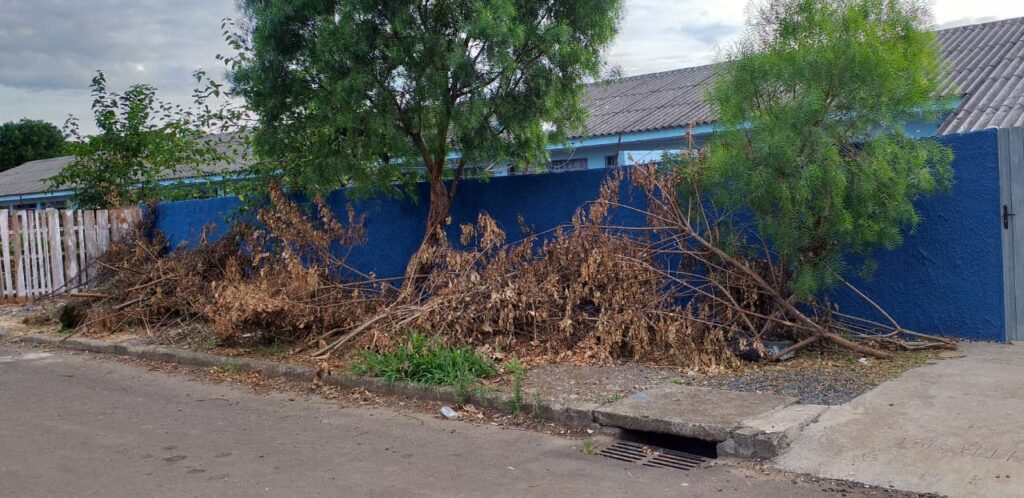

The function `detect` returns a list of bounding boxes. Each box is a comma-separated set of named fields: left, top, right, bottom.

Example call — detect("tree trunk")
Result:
left=402, top=160, right=459, bottom=294
left=421, top=172, right=453, bottom=250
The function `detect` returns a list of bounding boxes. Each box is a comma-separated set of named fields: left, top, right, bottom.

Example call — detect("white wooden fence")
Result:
left=0, top=207, right=141, bottom=299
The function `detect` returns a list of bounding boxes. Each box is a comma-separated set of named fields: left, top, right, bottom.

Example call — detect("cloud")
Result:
left=605, top=0, right=747, bottom=75
left=684, top=21, right=744, bottom=45
left=0, top=85, right=88, bottom=128
left=2, top=0, right=1023, bottom=135
left=0, top=0, right=237, bottom=131
left=932, top=16, right=999, bottom=30
left=931, top=0, right=1024, bottom=30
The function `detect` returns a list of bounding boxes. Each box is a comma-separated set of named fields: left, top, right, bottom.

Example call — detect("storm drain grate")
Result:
left=596, top=440, right=709, bottom=470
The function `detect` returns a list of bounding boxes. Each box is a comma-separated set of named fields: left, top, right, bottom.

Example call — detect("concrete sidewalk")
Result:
left=774, top=342, right=1024, bottom=498
left=0, top=342, right=916, bottom=497
left=593, top=384, right=797, bottom=442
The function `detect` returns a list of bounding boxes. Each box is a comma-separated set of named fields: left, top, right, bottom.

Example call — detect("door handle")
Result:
left=1005, top=205, right=1014, bottom=229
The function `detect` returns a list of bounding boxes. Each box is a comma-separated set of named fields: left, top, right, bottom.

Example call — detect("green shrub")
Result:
left=351, top=333, right=497, bottom=387
left=57, top=301, right=87, bottom=330
left=504, top=356, right=526, bottom=415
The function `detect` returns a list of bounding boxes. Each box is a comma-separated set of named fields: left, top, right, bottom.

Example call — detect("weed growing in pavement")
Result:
left=199, top=337, right=221, bottom=351
left=600, top=392, right=622, bottom=404
left=351, top=333, right=497, bottom=388
left=505, top=356, right=526, bottom=415
left=531, top=389, right=542, bottom=420
left=217, top=360, right=244, bottom=373
left=582, top=439, right=596, bottom=455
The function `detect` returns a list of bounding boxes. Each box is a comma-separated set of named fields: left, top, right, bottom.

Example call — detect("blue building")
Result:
left=539, top=17, right=1024, bottom=174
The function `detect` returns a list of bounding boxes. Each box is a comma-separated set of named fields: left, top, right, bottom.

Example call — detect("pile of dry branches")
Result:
left=63, top=164, right=953, bottom=367
left=70, top=185, right=391, bottom=347
left=403, top=177, right=737, bottom=367
left=618, top=164, right=955, bottom=359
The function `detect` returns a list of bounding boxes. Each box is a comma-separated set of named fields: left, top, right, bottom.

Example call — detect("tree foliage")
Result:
left=698, top=0, right=954, bottom=297
left=231, top=0, right=622, bottom=258
left=51, top=71, right=246, bottom=208
left=0, top=119, right=66, bottom=171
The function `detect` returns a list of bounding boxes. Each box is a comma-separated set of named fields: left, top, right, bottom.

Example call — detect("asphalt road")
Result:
left=0, top=342, right=909, bottom=497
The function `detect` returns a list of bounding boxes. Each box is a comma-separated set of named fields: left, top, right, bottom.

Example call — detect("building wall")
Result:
left=828, top=129, right=1003, bottom=341
left=0, top=197, right=70, bottom=210
left=152, top=128, right=1004, bottom=341
left=547, top=145, right=680, bottom=171
left=153, top=168, right=650, bottom=280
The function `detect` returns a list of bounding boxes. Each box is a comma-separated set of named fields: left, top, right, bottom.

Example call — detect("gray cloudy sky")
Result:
left=2, top=0, right=1024, bottom=134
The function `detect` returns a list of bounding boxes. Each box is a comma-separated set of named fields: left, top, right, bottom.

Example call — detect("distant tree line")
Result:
left=0, top=119, right=66, bottom=171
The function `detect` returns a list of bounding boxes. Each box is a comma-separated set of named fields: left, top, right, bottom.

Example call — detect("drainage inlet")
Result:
left=596, top=430, right=715, bottom=471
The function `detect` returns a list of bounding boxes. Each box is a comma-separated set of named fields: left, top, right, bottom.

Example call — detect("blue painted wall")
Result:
left=155, top=168, right=650, bottom=280
left=827, top=129, right=1003, bottom=341
left=153, top=129, right=1004, bottom=341
left=153, top=195, right=243, bottom=248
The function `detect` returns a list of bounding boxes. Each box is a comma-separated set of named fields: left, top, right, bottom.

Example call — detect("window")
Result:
left=549, top=158, right=587, bottom=172
left=605, top=154, right=619, bottom=167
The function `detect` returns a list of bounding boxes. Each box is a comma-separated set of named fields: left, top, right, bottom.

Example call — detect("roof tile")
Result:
left=577, top=16, right=1024, bottom=138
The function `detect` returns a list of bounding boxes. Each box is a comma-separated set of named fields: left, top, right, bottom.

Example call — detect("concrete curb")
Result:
left=591, top=384, right=799, bottom=444
left=1, top=330, right=820, bottom=458
left=716, top=404, right=828, bottom=459
left=0, top=330, right=596, bottom=428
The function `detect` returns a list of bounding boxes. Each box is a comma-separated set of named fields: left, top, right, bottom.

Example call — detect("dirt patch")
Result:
left=674, top=350, right=939, bottom=405
left=510, top=363, right=678, bottom=406
left=502, top=349, right=938, bottom=406
left=10, top=303, right=938, bottom=408
left=0, top=303, right=57, bottom=334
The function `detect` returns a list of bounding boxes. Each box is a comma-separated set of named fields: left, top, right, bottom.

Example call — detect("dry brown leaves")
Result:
left=76, top=184, right=390, bottom=348
left=79, top=164, right=921, bottom=370
left=401, top=169, right=740, bottom=369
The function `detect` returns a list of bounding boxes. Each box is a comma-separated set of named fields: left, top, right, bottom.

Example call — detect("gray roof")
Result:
left=0, top=134, right=248, bottom=199
left=582, top=64, right=715, bottom=137
left=935, top=17, right=1024, bottom=134
left=0, top=155, right=75, bottom=199
left=580, top=16, right=1024, bottom=138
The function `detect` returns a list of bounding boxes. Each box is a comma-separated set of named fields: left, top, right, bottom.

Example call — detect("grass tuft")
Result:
left=256, top=339, right=291, bottom=357
left=199, top=337, right=221, bottom=351
left=351, top=333, right=497, bottom=388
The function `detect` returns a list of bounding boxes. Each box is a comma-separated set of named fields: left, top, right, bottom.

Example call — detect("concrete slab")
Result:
left=719, top=404, right=829, bottom=459
left=774, top=342, right=1024, bottom=498
left=592, top=384, right=797, bottom=441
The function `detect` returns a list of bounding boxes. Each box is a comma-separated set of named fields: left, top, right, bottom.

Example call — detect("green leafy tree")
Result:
left=51, top=71, right=246, bottom=208
left=699, top=0, right=954, bottom=298
left=0, top=119, right=66, bottom=171
left=230, top=0, right=622, bottom=275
